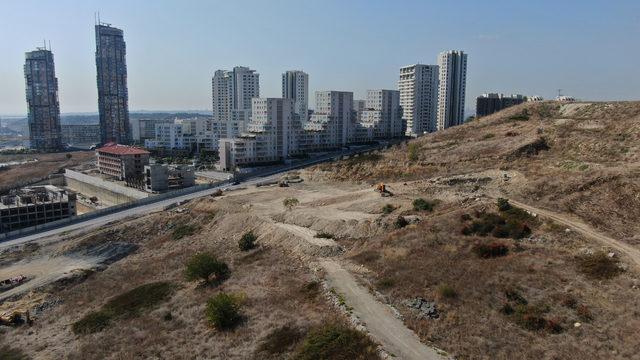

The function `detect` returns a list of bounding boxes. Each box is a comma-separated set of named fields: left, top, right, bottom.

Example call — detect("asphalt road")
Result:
left=0, top=144, right=385, bottom=250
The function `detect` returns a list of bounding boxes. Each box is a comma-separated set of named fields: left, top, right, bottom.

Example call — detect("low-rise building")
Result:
left=96, top=143, right=150, bottom=180
left=0, top=185, right=76, bottom=233
left=476, top=93, right=527, bottom=117
left=144, top=164, right=195, bottom=193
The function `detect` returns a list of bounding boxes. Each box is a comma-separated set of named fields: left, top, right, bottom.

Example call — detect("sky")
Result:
left=1, top=0, right=639, bottom=116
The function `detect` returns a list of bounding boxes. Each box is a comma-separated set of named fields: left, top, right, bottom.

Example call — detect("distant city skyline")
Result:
left=1, top=0, right=639, bottom=116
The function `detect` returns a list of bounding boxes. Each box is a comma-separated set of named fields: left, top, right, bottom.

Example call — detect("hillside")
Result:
left=1, top=101, right=639, bottom=359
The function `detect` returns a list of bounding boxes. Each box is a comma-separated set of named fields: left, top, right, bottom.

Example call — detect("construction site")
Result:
left=0, top=101, right=639, bottom=359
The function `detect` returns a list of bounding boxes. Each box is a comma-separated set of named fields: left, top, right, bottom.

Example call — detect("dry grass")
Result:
left=0, top=151, right=94, bottom=191
left=345, top=201, right=640, bottom=359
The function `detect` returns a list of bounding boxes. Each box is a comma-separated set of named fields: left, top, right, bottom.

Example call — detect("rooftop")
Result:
left=97, top=143, right=150, bottom=156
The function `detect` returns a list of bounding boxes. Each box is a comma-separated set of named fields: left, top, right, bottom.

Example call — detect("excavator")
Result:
left=374, top=183, right=392, bottom=197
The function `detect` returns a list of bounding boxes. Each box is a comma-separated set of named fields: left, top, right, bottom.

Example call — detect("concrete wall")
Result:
left=64, top=169, right=148, bottom=205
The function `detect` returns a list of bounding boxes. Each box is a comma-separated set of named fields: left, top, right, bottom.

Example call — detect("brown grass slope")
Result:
left=311, top=101, right=640, bottom=240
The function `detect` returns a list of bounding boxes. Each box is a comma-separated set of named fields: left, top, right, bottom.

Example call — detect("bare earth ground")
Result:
left=1, top=101, right=639, bottom=359
left=0, top=151, right=95, bottom=191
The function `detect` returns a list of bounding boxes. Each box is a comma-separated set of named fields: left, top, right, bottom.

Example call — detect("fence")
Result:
left=0, top=179, right=229, bottom=242
left=0, top=140, right=397, bottom=243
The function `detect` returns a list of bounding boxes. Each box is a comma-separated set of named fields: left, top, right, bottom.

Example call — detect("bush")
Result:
left=381, top=204, right=395, bottom=214
left=206, top=292, right=243, bottom=330
left=315, top=232, right=335, bottom=239
left=257, top=324, right=305, bottom=355
left=576, top=304, right=593, bottom=322
left=172, top=224, right=199, bottom=240
left=496, top=198, right=512, bottom=211
left=462, top=210, right=532, bottom=239
left=407, top=143, right=420, bottom=162
left=293, top=323, right=380, bottom=360
left=513, top=304, right=547, bottom=331
left=185, top=253, right=230, bottom=284
left=473, top=241, right=509, bottom=258
left=508, top=110, right=530, bottom=121
left=376, top=277, right=395, bottom=289
left=394, top=216, right=409, bottom=229
left=560, top=294, right=578, bottom=309
left=576, top=252, right=622, bottom=279
left=482, top=133, right=495, bottom=140
left=284, top=197, right=300, bottom=210
left=0, top=345, right=29, bottom=360
left=301, top=281, right=321, bottom=299
left=238, top=231, right=257, bottom=251
left=413, top=198, right=436, bottom=212
left=504, top=289, right=528, bottom=305
left=438, top=284, right=458, bottom=299
left=73, top=282, right=174, bottom=335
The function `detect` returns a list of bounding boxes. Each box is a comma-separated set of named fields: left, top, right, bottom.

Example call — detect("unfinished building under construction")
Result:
left=0, top=185, right=76, bottom=233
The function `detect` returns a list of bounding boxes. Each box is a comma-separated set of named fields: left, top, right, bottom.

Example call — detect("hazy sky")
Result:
left=1, top=0, right=639, bottom=115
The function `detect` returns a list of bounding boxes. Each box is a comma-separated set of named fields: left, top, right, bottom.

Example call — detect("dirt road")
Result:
left=509, top=199, right=640, bottom=268
left=271, top=217, right=447, bottom=359
left=321, top=260, right=447, bottom=360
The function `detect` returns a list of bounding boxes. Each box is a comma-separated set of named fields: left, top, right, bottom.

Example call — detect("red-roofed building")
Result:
left=96, top=143, right=150, bottom=180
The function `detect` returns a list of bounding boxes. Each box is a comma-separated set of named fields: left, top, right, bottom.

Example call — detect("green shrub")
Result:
left=513, top=304, right=547, bottom=331
left=376, top=277, right=395, bottom=289
left=0, top=345, right=29, bottom=360
left=206, top=292, right=243, bottom=330
left=381, top=204, right=395, bottom=214
left=257, top=325, right=305, bottom=355
left=438, top=284, right=458, bottom=299
left=315, top=232, right=334, bottom=239
left=72, top=282, right=174, bottom=335
left=407, top=143, right=420, bottom=162
left=462, top=210, right=532, bottom=239
left=504, top=289, right=528, bottom=305
left=172, top=224, right=199, bottom=240
left=72, top=310, right=112, bottom=334
left=293, top=323, right=380, bottom=360
left=473, top=241, right=509, bottom=258
left=301, top=281, right=321, bottom=299
left=394, top=216, right=409, bottom=229
left=496, top=198, right=512, bottom=211
left=238, top=231, right=257, bottom=251
left=576, top=252, right=622, bottom=279
left=508, top=110, right=530, bottom=121
left=284, top=197, right=300, bottom=210
left=185, top=253, right=230, bottom=284
left=413, top=198, right=436, bottom=212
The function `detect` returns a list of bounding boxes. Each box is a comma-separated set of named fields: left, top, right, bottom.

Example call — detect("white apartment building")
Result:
left=212, top=66, right=260, bottom=141
left=246, top=98, right=294, bottom=162
left=437, top=50, right=468, bottom=130
left=282, top=70, right=309, bottom=122
left=301, top=91, right=353, bottom=150
left=145, top=117, right=216, bottom=151
left=399, top=64, right=439, bottom=137
left=360, top=90, right=403, bottom=140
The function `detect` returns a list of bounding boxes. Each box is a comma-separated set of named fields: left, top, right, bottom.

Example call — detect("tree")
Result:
left=283, top=197, right=299, bottom=210
left=65, top=153, right=73, bottom=160
left=206, top=292, right=243, bottom=330
left=185, top=253, right=229, bottom=284
left=238, top=231, right=257, bottom=251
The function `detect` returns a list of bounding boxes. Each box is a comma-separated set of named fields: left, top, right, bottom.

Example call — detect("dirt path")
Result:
left=509, top=199, right=640, bottom=268
left=270, top=218, right=448, bottom=359
left=0, top=256, right=98, bottom=302
left=321, top=259, right=447, bottom=360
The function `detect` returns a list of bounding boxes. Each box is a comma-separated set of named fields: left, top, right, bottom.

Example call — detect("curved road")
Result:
left=509, top=199, right=640, bottom=268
